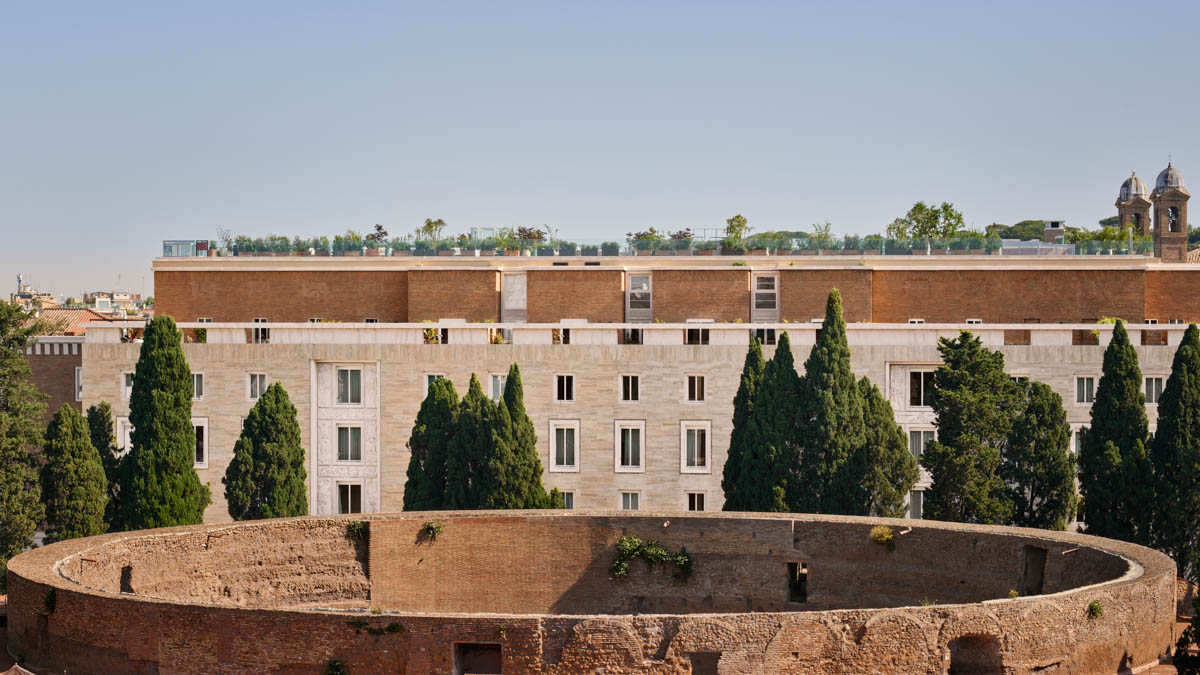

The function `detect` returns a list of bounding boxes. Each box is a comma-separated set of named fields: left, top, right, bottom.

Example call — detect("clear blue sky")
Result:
left=3, top=1, right=1198, bottom=297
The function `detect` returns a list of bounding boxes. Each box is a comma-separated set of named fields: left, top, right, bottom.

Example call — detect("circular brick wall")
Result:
left=5, top=512, right=1177, bottom=673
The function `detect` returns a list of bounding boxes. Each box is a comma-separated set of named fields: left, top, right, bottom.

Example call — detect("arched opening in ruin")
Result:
left=948, top=634, right=1003, bottom=674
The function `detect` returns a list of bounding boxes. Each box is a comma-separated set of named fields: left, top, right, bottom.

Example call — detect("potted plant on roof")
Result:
left=862, top=234, right=883, bottom=255
left=628, top=229, right=660, bottom=256
left=479, top=237, right=498, bottom=256
left=364, top=224, right=388, bottom=256
left=343, top=229, right=365, bottom=256
left=695, top=239, right=717, bottom=255
left=389, top=236, right=411, bottom=256
left=966, top=236, right=985, bottom=254
left=292, top=236, right=310, bottom=256
left=719, top=236, right=745, bottom=255
left=746, top=236, right=768, bottom=256
left=580, top=243, right=599, bottom=256
left=948, top=237, right=968, bottom=255
left=670, top=229, right=693, bottom=256
left=558, top=240, right=578, bottom=256
left=984, top=236, right=1002, bottom=255
left=842, top=234, right=862, bottom=255
left=332, top=234, right=346, bottom=256
left=795, top=237, right=817, bottom=255
left=517, top=226, right=544, bottom=256
left=495, top=228, right=519, bottom=256
left=601, top=241, right=621, bottom=256
left=436, top=239, right=456, bottom=256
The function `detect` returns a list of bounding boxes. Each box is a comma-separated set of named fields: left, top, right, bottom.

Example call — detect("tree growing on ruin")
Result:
left=41, top=404, right=108, bottom=543
left=1078, top=320, right=1154, bottom=544
left=120, top=315, right=211, bottom=530
left=223, top=382, right=308, bottom=520
left=88, top=401, right=124, bottom=531
left=403, top=376, right=459, bottom=510
left=1151, top=323, right=1200, bottom=577
left=0, top=302, right=48, bottom=590
left=721, top=338, right=765, bottom=510
left=921, top=332, right=1019, bottom=524
left=856, top=377, right=920, bottom=518
left=1001, top=380, right=1076, bottom=530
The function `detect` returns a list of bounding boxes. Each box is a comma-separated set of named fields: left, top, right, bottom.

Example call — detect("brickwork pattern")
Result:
left=651, top=270, right=750, bottom=323
left=526, top=270, right=625, bottom=323
left=778, top=269, right=872, bottom=323
left=407, top=270, right=499, bottom=322
left=25, top=349, right=81, bottom=425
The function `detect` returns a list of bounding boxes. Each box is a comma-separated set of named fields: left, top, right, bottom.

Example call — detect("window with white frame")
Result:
left=192, top=418, right=208, bottom=467
left=337, top=483, right=362, bottom=514
left=556, top=374, right=574, bottom=402
left=621, top=491, right=640, bottom=510
left=121, top=372, right=134, bottom=400
left=620, top=375, right=639, bottom=402
left=684, top=327, right=710, bottom=345
left=337, top=426, right=362, bottom=462
left=192, top=373, right=204, bottom=401
left=1145, top=377, right=1163, bottom=405
left=908, top=429, right=935, bottom=461
left=116, top=417, right=133, bottom=453
left=337, top=367, right=362, bottom=405
left=687, top=375, right=706, bottom=402
left=1076, top=377, right=1095, bottom=404
left=687, top=492, right=705, bottom=511
left=75, top=367, right=83, bottom=401
left=752, top=328, right=776, bottom=345
left=681, top=421, right=711, bottom=473
left=490, top=373, right=507, bottom=402
left=614, top=421, right=644, bottom=472
left=627, top=275, right=651, bottom=310
left=252, top=318, right=269, bottom=344
left=549, top=420, right=579, bottom=472
left=423, top=373, right=444, bottom=397
left=909, top=371, right=935, bottom=407
left=753, top=275, right=778, bottom=310
left=248, top=372, right=268, bottom=401
left=561, top=491, right=575, bottom=509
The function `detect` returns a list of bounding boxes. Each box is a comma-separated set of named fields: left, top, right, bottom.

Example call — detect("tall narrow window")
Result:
left=75, top=367, right=83, bottom=401
left=616, top=422, right=644, bottom=472
left=753, top=275, right=777, bottom=309
left=687, top=492, right=705, bottom=511
left=193, top=420, right=207, bottom=467
left=908, top=430, right=935, bottom=461
left=561, top=491, right=575, bottom=509
left=338, top=426, right=362, bottom=462
left=252, top=318, right=269, bottom=344
left=490, top=374, right=507, bottom=402
left=687, top=375, right=706, bottom=402
left=424, top=373, right=444, bottom=396
left=681, top=422, right=711, bottom=473
left=192, top=373, right=204, bottom=401
left=1145, top=377, right=1163, bottom=405
left=909, top=371, right=935, bottom=407
left=337, top=483, right=362, bottom=514
left=1076, top=377, right=1095, bottom=404
left=121, top=372, right=134, bottom=400
left=337, top=368, right=362, bottom=405
left=628, top=275, right=651, bottom=309
left=1169, top=206, right=1180, bottom=232
left=248, top=373, right=267, bottom=401
left=909, top=490, right=923, bottom=520
left=621, top=375, right=639, bottom=402
left=556, top=374, right=574, bottom=402
left=550, top=421, right=579, bottom=471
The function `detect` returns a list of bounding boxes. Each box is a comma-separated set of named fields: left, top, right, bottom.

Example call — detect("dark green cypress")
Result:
left=41, top=404, right=108, bottom=543
left=794, top=289, right=866, bottom=514
left=1002, top=380, right=1076, bottom=530
left=1151, top=323, right=1200, bottom=576
left=87, top=401, right=124, bottom=531
left=922, top=331, right=1019, bottom=524
left=119, top=315, right=212, bottom=530
left=403, top=376, right=459, bottom=510
left=856, top=377, right=920, bottom=518
left=222, top=382, right=308, bottom=520
left=721, top=339, right=765, bottom=510
left=739, top=332, right=799, bottom=512
left=444, top=374, right=496, bottom=509
left=497, top=363, right=560, bottom=509
left=1078, top=320, right=1153, bottom=544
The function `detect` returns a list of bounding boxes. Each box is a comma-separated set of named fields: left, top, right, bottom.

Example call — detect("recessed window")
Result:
left=252, top=318, right=269, bottom=344
left=622, top=328, right=643, bottom=345
left=687, top=375, right=706, bottom=403
left=553, top=328, right=571, bottom=345
left=621, top=491, right=640, bottom=510
left=753, top=275, right=778, bottom=310
left=1076, top=377, right=1095, bottom=404
left=549, top=420, right=579, bottom=472
left=75, top=367, right=83, bottom=401
left=338, top=426, right=362, bottom=462
left=966, top=318, right=983, bottom=325
left=337, top=368, right=362, bottom=405
left=121, top=372, right=134, bottom=400
left=337, top=483, right=362, bottom=514
left=615, top=421, right=645, bottom=472
left=908, top=429, right=935, bottom=461
left=490, top=373, right=507, bottom=402
left=192, top=373, right=204, bottom=401
left=621, top=375, right=639, bottom=402
left=627, top=275, right=651, bottom=310
left=752, top=328, right=777, bottom=345
left=561, top=491, right=575, bottom=509
left=248, top=373, right=268, bottom=401
left=192, top=418, right=208, bottom=468
left=1169, top=318, right=1187, bottom=324
left=1145, top=377, right=1163, bottom=405
left=197, top=317, right=213, bottom=323
left=687, top=492, right=705, bottom=511
left=556, top=374, right=574, bottom=402
left=116, top=417, right=133, bottom=453
left=685, top=328, right=710, bottom=345
left=308, top=317, right=323, bottom=323
left=681, top=421, right=711, bottom=473
left=909, top=490, right=923, bottom=520
left=909, top=371, right=935, bottom=407
left=424, top=373, right=444, bottom=397
left=908, top=318, right=925, bottom=324
left=364, top=318, right=379, bottom=324
left=1072, top=429, right=1084, bottom=456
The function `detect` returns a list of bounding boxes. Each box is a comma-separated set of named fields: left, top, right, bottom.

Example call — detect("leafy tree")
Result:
left=403, top=376, right=459, bottom=510
left=1078, top=321, right=1154, bottom=544
left=1097, top=216, right=1119, bottom=228
left=1001, top=381, right=1076, bottom=530
left=120, top=315, right=211, bottom=530
left=41, top=404, right=107, bottom=543
left=87, top=401, right=124, bottom=531
left=497, top=363, right=561, bottom=509
left=793, top=289, right=866, bottom=514
left=0, top=302, right=47, bottom=590
left=725, top=213, right=751, bottom=242
left=922, top=332, right=1019, bottom=524
left=721, top=339, right=766, bottom=510
left=886, top=201, right=965, bottom=238
left=856, top=377, right=920, bottom=518
left=739, top=332, right=798, bottom=512
left=986, top=220, right=1045, bottom=241
left=1151, top=324, right=1200, bottom=577
left=223, top=382, right=308, bottom=520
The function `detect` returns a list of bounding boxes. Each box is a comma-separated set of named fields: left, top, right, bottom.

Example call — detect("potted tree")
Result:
left=720, top=236, right=746, bottom=255
left=558, top=240, right=578, bottom=256
left=842, top=234, right=862, bottom=255
left=580, top=243, right=599, bottom=256
left=949, top=238, right=968, bottom=255
left=436, top=239, right=456, bottom=256
left=628, top=230, right=660, bottom=256
left=414, top=239, right=435, bottom=256
left=929, top=237, right=948, bottom=255
left=862, top=234, right=884, bottom=255
left=796, top=237, right=817, bottom=255
left=479, top=237, right=499, bottom=256
left=670, top=229, right=693, bottom=256
left=966, top=237, right=985, bottom=255
left=746, top=236, right=768, bottom=255
left=695, top=240, right=718, bottom=255
left=389, top=237, right=411, bottom=256
left=364, top=239, right=382, bottom=256
left=292, top=236, right=310, bottom=256
left=601, top=241, right=621, bottom=256
left=517, top=226, right=545, bottom=256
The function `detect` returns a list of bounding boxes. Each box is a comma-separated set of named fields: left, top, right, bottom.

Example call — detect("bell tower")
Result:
left=1116, top=172, right=1151, bottom=236
left=1151, top=162, right=1189, bottom=263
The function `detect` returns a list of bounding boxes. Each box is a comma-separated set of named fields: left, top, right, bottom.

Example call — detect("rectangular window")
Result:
left=621, top=375, right=639, bottom=402
left=908, top=318, right=925, bottom=324
left=908, top=429, right=935, bottom=461
left=337, top=368, right=362, bottom=405
left=621, top=491, right=640, bottom=510
left=308, top=317, right=323, bottom=323
left=337, top=483, right=362, bottom=514
left=248, top=373, right=267, bottom=401
left=561, top=491, right=575, bottom=509
left=909, top=371, right=935, bottom=407
left=75, top=367, right=83, bottom=401
left=193, top=419, right=208, bottom=467
left=364, top=318, right=379, bottom=324
left=1146, top=377, right=1163, bottom=405
left=1072, top=429, right=1084, bottom=456
left=909, top=490, right=923, bottom=520
left=556, top=374, right=574, bottom=402
left=752, top=328, right=777, bottom=345
left=684, top=328, right=710, bottom=345
left=681, top=422, right=711, bottom=473
left=1076, top=377, right=1095, bottom=404
left=615, top=422, right=644, bottom=472
left=490, top=374, right=507, bottom=402
left=550, top=421, right=579, bottom=472
left=116, top=418, right=133, bottom=453
left=553, top=328, right=571, bottom=345
left=966, top=318, right=983, bottom=325
left=252, top=318, right=269, bottom=344
left=197, top=317, right=213, bottom=323
left=753, top=275, right=778, bottom=310
left=687, top=375, right=706, bottom=402
left=338, top=426, right=362, bottom=462
left=192, top=373, right=204, bottom=401
left=424, top=373, right=444, bottom=397
left=622, top=328, right=643, bottom=345
left=121, top=372, right=134, bottom=400
left=687, top=492, right=705, bottom=512
left=627, top=275, right=651, bottom=310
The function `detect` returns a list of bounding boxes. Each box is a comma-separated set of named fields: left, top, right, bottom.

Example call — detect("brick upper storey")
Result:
left=153, top=254, right=1200, bottom=326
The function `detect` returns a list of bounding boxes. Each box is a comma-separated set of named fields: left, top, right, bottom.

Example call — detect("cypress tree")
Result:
left=88, top=401, right=124, bottom=532
left=794, top=289, right=866, bottom=514
left=222, top=382, right=308, bottom=520
left=856, top=377, right=920, bottom=517
left=497, top=363, right=561, bottom=509
left=120, top=315, right=212, bottom=530
left=1151, top=323, right=1200, bottom=576
left=41, top=404, right=108, bottom=543
left=1078, top=320, right=1153, bottom=544
left=1002, top=380, right=1076, bottom=530
left=444, top=374, right=498, bottom=509
left=739, top=332, right=798, bottom=512
left=0, top=302, right=47, bottom=590
left=922, top=331, right=1019, bottom=524
left=403, top=376, right=459, bottom=510
left=721, top=339, right=766, bottom=510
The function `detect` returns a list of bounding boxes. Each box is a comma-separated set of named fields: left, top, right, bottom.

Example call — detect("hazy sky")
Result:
left=3, top=1, right=1198, bottom=297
